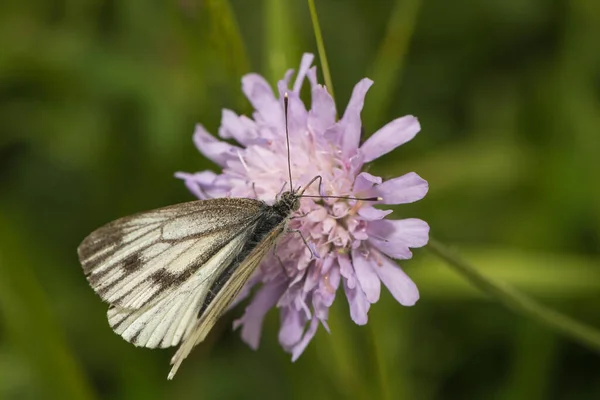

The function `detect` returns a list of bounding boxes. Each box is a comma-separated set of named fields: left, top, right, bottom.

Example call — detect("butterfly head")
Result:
left=275, top=190, right=301, bottom=215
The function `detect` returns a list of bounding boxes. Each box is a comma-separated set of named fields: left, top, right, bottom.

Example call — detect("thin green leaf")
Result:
left=428, top=238, right=600, bottom=353
left=412, top=248, right=600, bottom=298
left=307, top=0, right=335, bottom=103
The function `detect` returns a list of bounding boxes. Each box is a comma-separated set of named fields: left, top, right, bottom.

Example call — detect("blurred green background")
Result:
left=1, top=0, right=600, bottom=399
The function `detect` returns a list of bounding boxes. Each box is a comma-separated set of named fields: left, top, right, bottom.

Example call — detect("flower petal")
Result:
left=370, top=250, right=419, bottom=306
left=174, top=171, right=213, bottom=200
left=317, top=264, right=340, bottom=310
left=340, top=78, right=373, bottom=158
left=193, top=124, right=239, bottom=167
left=367, top=218, right=430, bottom=259
left=292, top=53, right=314, bottom=93
left=281, top=69, right=295, bottom=90
left=218, top=109, right=257, bottom=145
left=322, top=120, right=343, bottom=144
left=343, top=277, right=370, bottom=325
left=303, top=263, right=321, bottom=293
left=308, top=85, right=336, bottom=134
left=351, top=248, right=381, bottom=303
left=368, top=240, right=409, bottom=259
left=376, top=172, right=429, bottom=205
left=307, top=65, right=318, bottom=88
left=242, top=73, right=283, bottom=129
left=233, top=279, right=287, bottom=350
left=338, top=254, right=356, bottom=289
left=277, top=85, right=307, bottom=137
left=306, top=207, right=328, bottom=223
left=357, top=206, right=393, bottom=221
left=360, top=115, right=420, bottom=163
left=279, top=307, right=306, bottom=348
left=291, top=317, right=319, bottom=361
left=174, top=171, right=230, bottom=199
left=347, top=218, right=368, bottom=240
left=353, top=172, right=382, bottom=194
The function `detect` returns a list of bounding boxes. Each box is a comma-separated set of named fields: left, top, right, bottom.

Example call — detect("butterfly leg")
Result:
left=270, top=239, right=288, bottom=276
left=273, top=253, right=290, bottom=277
left=288, top=229, right=320, bottom=260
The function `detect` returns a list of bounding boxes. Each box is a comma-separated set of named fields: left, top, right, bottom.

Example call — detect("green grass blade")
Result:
left=307, top=0, right=335, bottom=103
left=428, top=238, right=600, bottom=353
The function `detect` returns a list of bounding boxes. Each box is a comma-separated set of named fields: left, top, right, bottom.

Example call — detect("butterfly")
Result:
left=77, top=94, right=379, bottom=379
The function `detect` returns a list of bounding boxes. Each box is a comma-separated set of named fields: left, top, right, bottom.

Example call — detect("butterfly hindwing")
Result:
left=106, top=227, right=252, bottom=349
left=168, top=220, right=289, bottom=378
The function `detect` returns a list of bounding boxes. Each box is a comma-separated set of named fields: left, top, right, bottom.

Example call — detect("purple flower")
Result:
left=176, top=53, right=429, bottom=360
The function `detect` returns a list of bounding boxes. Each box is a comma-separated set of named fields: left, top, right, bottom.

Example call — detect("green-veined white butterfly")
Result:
left=77, top=94, right=379, bottom=379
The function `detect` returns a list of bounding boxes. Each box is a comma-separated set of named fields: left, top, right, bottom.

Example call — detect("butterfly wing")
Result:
left=105, top=229, right=252, bottom=349
left=78, top=198, right=264, bottom=348
left=168, top=219, right=289, bottom=379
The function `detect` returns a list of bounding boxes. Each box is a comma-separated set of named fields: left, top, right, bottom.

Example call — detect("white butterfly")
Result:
left=78, top=191, right=302, bottom=379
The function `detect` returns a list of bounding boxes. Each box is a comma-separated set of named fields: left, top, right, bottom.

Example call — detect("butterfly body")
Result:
left=78, top=191, right=300, bottom=378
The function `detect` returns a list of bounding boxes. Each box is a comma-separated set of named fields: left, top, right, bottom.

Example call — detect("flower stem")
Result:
left=307, top=0, right=335, bottom=102
left=427, top=238, right=600, bottom=353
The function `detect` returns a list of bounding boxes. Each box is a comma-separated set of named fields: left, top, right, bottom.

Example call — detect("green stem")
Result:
left=428, top=238, right=600, bottom=353
left=307, top=0, right=335, bottom=102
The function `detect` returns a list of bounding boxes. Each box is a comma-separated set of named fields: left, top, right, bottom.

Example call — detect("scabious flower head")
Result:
left=176, top=53, right=429, bottom=360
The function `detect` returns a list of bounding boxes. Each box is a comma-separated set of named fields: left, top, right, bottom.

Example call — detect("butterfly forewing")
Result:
left=78, top=198, right=263, bottom=309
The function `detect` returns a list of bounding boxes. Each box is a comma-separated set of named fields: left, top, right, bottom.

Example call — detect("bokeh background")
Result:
left=1, top=0, right=600, bottom=399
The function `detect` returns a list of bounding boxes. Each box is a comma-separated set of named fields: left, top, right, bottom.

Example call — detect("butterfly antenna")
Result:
left=298, top=176, right=382, bottom=202
left=301, top=194, right=382, bottom=201
left=284, top=92, right=293, bottom=193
